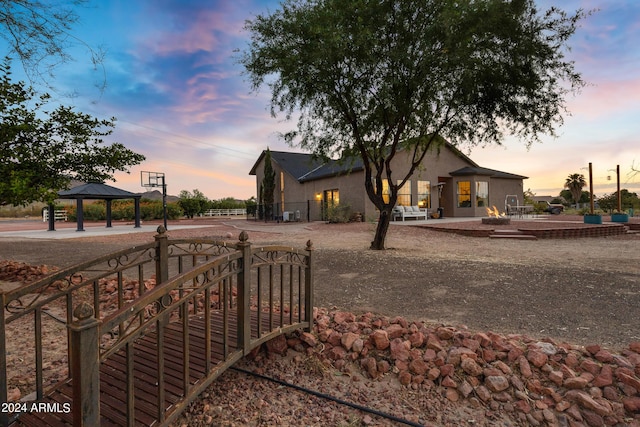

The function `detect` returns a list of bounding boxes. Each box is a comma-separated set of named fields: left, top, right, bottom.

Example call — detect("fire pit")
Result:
left=482, top=217, right=511, bottom=225
left=482, top=206, right=511, bottom=225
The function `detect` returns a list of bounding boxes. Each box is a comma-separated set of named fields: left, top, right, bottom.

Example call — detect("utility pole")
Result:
left=589, top=162, right=594, bottom=214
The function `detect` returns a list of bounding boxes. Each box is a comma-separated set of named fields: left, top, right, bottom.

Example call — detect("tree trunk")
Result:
left=370, top=207, right=392, bottom=250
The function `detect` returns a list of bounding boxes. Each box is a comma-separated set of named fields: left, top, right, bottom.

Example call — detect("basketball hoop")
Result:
left=141, top=171, right=165, bottom=188
left=141, top=171, right=168, bottom=230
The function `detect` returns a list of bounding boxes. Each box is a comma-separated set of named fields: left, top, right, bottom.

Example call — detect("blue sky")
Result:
left=4, top=0, right=640, bottom=200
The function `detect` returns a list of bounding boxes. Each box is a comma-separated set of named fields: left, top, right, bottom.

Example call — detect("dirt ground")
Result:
left=2, top=216, right=639, bottom=426
left=2, top=216, right=638, bottom=350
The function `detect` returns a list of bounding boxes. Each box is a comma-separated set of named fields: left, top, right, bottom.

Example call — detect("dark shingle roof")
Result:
left=449, top=166, right=528, bottom=180
left=58, top=182, right=141, bottom=199
left=249, top=151, right=363, bottom=183
left=250, top=144, right=525, bottom=183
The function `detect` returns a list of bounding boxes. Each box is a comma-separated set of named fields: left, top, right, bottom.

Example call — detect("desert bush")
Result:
left=326, top=202, right=351, bottom=223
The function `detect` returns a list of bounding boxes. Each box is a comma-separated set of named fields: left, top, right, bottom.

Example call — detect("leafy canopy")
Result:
left=241, top=0, right=588, bottom=249
left=178, top=189, right=209, bottom=218
left=0, top=58, right=145, bottom=206
left=598, top=189, right=640, bottom=213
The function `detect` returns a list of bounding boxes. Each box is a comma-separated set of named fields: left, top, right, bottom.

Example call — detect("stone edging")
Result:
left=421, top=224, right=627, bottom=239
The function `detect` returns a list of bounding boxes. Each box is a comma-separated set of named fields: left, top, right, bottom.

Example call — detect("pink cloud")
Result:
left=567, top=77, right=640, bottom=119
left=139, top=8, right=245, bottom=59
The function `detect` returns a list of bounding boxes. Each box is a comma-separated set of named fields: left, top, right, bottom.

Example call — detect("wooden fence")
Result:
left=202, top=208, right=246, bottom=216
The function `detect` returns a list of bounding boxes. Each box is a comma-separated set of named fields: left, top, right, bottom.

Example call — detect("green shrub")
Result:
left=65, top=200, right=184, bottom=221
left=140, top=201, right=183, bottom=220
left=532, top=202, right=548, bottom=214
left=114, top=202, right=135, bottom=220
left=166, top=203, right=183, bottom=219
left=578, top=207, right=605, bottom=216
left=140, top=202, right=162, bottom=221
left=326, top=202, right=351, bottom=223
left=83, top=203, right=107, bottom=220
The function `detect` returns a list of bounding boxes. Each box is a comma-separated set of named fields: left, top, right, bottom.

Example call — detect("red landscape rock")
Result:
left=340, top=332, right=359, bottom=351
left=385, top=323, right=406, bottom=339
left=460, top=357, right=483, bottom=377
left=299, top=331, right=317, bottom=347
left=389, top=338, right=410, bottom=361
left=485, top=375, right=510, bottom=392
left=518, top=355, right=533, bottom=378
left=623, top=396, right=640, bottom=413
left=286, top=310, right=640, bottom=425
left=333, top=311, right=355, bottom=324
left=265, top=334, right=288, bottom=356
left=370, top=329, right=390, bottom=350
left=527, top=349, right=548, bottom=368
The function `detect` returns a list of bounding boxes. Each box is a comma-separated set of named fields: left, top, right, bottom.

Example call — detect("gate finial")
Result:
left=73, top=302, right=95, bottom=321
left=239, top=230, right=249, bottom=242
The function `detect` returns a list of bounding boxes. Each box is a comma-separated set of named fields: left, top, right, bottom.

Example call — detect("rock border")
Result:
left=261, top=309, right=640, bottom=426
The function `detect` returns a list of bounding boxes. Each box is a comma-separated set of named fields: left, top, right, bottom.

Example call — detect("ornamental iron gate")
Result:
left=1, top=228, right=314, bottom=426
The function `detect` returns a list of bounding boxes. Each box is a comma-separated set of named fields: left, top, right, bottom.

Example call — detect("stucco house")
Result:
left=249, top=143, right=527, bottom=221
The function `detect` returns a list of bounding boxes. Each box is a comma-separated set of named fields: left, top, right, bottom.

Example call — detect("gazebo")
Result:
left=49, top=182, right=142, bottom=232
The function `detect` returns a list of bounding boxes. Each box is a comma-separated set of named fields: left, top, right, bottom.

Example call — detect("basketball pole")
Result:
left=161, top=174, right=168, bottom=230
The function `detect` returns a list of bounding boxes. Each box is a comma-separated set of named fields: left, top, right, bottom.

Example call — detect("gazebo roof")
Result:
left=58, top=182, right=141, bottom=200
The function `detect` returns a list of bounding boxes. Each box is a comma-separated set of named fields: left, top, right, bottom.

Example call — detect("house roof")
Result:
left=249, top=150, right=364, bottom=183
left=449, top=166, right=528, bottom=180
left=249, top=143, right=525, bottom=183
left=58, top=182, right=141, bottom=199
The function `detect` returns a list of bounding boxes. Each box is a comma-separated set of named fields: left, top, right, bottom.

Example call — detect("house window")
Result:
left=322, top=189, right=340, bottom=221
left=373, top=179, right=391, bottom=204
left=476, top=181, right=488, bottom=207
left=457, top=181, right=471, bottom=207
left=397, top=180, right=411, bottom=206
left=417, top=180, right=430, bottom=208
left=324, top=189, right=339, bottom=206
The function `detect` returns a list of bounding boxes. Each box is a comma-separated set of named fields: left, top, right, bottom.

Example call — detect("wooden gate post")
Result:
left=236, top=231, right=252, bottom=353
left=304, top=240, right=314, bottom=332
left=154, top=226, right=169, bottom=284
left=68, top=302, right=100, bottom=427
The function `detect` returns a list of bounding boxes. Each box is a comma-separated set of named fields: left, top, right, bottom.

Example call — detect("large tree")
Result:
left=178, top=189, right=209, bottom=219
left=241, top=0, right=588, bottom=249
left=0, top=58, right=144, bottom=206
left=597, top=189, right=640, bottom=213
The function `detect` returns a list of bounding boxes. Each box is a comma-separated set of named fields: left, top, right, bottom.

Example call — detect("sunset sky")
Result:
left=5, top=0, right=640, bottom=200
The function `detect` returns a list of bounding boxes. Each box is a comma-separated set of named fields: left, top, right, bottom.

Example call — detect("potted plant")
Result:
left=583, top=213, right=602, bottom=224
left=611, top=210, right=629, bottom=223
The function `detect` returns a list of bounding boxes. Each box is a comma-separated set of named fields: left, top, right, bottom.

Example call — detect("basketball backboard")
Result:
left=141, top=171, right=165, bottom=188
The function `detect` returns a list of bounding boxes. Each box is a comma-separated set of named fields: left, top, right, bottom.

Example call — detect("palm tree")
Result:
left=564, top=173, right=587, bottom=208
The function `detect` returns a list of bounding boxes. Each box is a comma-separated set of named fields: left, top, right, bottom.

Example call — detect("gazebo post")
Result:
left=47, top=204, right=56, bottom=231
left=134, top=198, right=141, bottom=228
left=76, top=198, right=85, bottom=232
left=106, top=200, right=113, bottom=228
